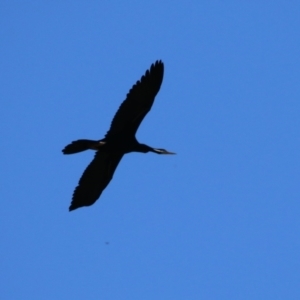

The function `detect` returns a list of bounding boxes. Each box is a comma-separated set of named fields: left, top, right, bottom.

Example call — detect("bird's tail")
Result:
left=62, top=139, right=98, bottom=154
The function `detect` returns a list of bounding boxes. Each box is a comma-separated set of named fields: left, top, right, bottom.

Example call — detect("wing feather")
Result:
left=69, top=151, right=123, bottom=211
left=105, top=60, right=164, bottom=138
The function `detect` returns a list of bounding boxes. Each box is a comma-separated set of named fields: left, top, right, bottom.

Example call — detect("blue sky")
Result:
left=1, top=1, right=299, bottom=299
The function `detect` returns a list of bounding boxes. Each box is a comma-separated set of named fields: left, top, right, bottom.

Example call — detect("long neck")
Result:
left=134, top=143, right=153, bottom=153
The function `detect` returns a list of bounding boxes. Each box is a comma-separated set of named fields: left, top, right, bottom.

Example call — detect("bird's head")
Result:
left=152, top=148, right=176, bottom=155
left=137, top=144, right=176, bottom=154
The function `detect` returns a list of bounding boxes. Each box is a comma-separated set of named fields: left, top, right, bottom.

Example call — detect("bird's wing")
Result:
left=105, top=60, right=164, bottom=138
left=69, top=151, right=123, bottom=211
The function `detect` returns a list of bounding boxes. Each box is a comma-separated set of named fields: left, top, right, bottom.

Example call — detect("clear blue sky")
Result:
left=1, top=1, right=299, bottom=299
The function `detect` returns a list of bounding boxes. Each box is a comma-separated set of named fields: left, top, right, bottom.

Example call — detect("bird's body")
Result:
left=63, top=60, right=175, bottom=211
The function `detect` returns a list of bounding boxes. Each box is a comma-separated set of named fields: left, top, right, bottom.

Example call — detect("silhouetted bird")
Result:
left=62, top=60, right=175, bottom=211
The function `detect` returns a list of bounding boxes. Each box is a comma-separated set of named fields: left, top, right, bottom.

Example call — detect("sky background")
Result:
left=1, top=1, right=300, bottom=299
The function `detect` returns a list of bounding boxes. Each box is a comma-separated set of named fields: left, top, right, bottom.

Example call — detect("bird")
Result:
left=62, top=60, right=175, bottom=211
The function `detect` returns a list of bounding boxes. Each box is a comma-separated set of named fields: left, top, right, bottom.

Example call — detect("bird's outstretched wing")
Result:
left=69, top=151, right=123, bottom=211
left=105, top=60, right=164, bottom=138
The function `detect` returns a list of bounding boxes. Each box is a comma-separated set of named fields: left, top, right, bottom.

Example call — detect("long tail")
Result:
left=62, top=139, right=98, bottom=154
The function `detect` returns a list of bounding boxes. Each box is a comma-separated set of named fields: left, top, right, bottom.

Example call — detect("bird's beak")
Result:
left=164, top=150, right=176, bottom=155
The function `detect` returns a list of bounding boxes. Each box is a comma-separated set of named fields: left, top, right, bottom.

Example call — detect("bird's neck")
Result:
left=134, top=143, right=153, bottom=153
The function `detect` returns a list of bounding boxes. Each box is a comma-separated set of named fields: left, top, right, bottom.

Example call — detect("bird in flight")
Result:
left=62, top=60, right=175, bottom=211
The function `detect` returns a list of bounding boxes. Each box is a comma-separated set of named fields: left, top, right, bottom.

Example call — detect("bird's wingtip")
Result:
left=69, top=203, right=78, bottom=212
